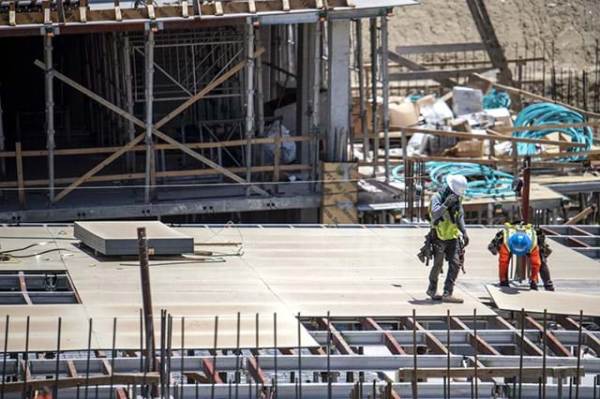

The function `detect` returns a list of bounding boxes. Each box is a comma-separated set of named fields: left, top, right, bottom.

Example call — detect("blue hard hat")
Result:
left=508, top=231, right=532, bottom=256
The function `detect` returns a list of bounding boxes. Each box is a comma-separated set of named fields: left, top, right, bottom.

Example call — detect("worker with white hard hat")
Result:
left=426, top=174, right=469, bottom=303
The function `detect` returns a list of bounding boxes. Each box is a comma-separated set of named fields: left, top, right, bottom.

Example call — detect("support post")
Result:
left=522, top=156, right=531, bottom=224
left=0, top=84, right=4, bottom=177
left=123, top=34, right=136, bottom=172
left=369, top=18, right=379, bottom=175
left=244, top=21, right=256, bottom=187
left=327, top=19, right=350, bottom=161
left=356, top=21, right=369, bottom=163
left=381, top=15, right=390, bottom=182
left=15, top=142, right=25, bottom=207
left=137, top=227, right=156, bottom=374
left=310, top=21, right=321, bottom=189
left=44, top=34, right=55, bottom=202
left=144, top=29, right=155, bottom=203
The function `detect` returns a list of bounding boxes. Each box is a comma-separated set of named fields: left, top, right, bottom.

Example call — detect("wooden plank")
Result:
left=396, top=42, right=486, bottom=55
left=400, top=317, right=447, bottom=355
left=472, top=73, right=600, bottom=119
left=15, top=142, right=25, bottom=207
left=360, top=318, right=406, bottom=355
left=392, top=127, right=587, bottom=148
left=496, top=122, right=600, bottom=134
left=246, top=356, right=267, bottom=385
left=389, top=66, right=493, bottom=81
left=201, top=358, right=223, bottom=384
left=387, top=51, right=456, bottom=88
left=557, top=316, right=600, bottom=356
left=0, top=373, right=160, bottom=393
left=66, top=360, right=78, bottom=378
left=18, top=271, right=32, bottom=305
left=449, top=316, right=500, bottom=356
left=397, top=366, right=582, bottom=380
left=0, top=164, right=312, bottom=189
left=316, top=318, right=354, bottom=355
left=524, top=315, right=570, bottom=357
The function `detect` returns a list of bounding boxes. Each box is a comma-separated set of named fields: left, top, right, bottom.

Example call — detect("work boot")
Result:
left=442, top=292, right=464, bottom=304
left=529, top=280, right=539, bottom=291
left=499, top=280, right=510, bottom=287
left=544, top=281, right=555, bottom=291
left=426, top=287, right=442, bottom=301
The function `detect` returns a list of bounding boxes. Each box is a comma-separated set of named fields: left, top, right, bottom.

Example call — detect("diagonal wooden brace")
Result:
left=33, top=48, right=268, bottom=203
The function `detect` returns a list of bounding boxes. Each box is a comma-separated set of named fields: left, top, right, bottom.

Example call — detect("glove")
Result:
left=443, top=194, right=458, bottom=208
left=462, top=234, right=469, bottom=247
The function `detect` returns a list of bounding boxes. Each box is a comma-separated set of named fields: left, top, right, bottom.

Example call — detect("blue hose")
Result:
left=392, top=162, right=514, bottom=199
left=483, top=89, right=511, bottom=109
left=513, top=103, right=592, bottom=161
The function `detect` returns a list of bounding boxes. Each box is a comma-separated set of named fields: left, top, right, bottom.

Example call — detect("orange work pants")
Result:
left=498, top=244, right=541, bottom=283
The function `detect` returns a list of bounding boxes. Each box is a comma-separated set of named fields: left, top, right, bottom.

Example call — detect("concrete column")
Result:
left=44, top=34, right=55, bottom=202
left=326, top=19, right=351, bottom=162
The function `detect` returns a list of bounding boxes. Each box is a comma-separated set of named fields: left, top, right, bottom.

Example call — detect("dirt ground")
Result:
left=388, top=0, right=599, bottom=70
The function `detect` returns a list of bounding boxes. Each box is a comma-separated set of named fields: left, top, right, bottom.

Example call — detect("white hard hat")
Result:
left=446, top=174, right=468, bottom=196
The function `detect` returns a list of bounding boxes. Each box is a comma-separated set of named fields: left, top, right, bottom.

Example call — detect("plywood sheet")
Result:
left=486, top=284, right=600, bottom=317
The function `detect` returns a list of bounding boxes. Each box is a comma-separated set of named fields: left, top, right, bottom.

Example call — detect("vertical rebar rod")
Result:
left=542, top=309, right=547, bottom=399
left=310, top=21, right=322, bottom=189
left=245, top=21, right=255, bottom=185
left=211, top=316, right=219, bottom=399
left=369, top=18, right=378, bottom=177
left=109, top=318, right=117, bottom=399
left=273, top=313, right=278, bottom=399
left=297, top=312, right=302, bottom=399
left=1, top=315, right=9, bottom=399
left=53, top=317, right=62, bottom=399
left=412, top=309, right=417, bottom=399
left=144, top=29, right=155, bottom=203
left=575, top=310, right=583, bottom=399
left=446, top=309, right=450, bottom=399
left=84, top=318, right=92, bottom=399
left=381, top=15, right=390, bottom=183
left=518, top=309, right=525, bottom=399
left=473, top=309, right=478, bottom=399
left=255, top=313, right=259, bottom=399
left=138, top=227, right=155, bottom=375
left=327, top=311, right=331, bottom=399
left=21, top=316, right=30, bottom=399
left=167, top=314, right=173, bottom=399
left=44, top=33, right=55, bottom=202
left=180, top=317, right=185, bottom=399
left=235, top=312, right=240, bottom=399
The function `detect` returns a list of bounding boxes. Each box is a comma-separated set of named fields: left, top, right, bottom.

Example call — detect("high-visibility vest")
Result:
left=429, top=196, right=462, bottom=241
left=502, top=222, right=537, bottom=253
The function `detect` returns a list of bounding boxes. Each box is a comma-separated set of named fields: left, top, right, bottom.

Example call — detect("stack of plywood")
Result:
left=321, top=162, right=359, bottom=224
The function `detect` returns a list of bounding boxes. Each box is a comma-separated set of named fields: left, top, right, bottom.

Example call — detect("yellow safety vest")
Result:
left=502, top=223, right=537, bottom=253
left=430, top=199, right=462, bottom=241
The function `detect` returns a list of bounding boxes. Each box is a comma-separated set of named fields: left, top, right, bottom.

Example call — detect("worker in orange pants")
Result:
left=490, top=223, right=541, bottom=290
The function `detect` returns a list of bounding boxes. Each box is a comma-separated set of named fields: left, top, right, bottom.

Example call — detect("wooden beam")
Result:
left=316, top=318, right=354, bottom=355
left=34, top=48, right=267, bottom=203
left=387, top=51, right=456, bottom=88
left=18, top=271, right=32, bottom=305
left=397, top=366, right=582, bottom=380
left=400, top=317, right=447, bottom=355
left=246, top=356, right=267, bottom=385
left=0, top=373, right=160, bottom=393
left=201, top=358, right=222, bottom=384
left=494, top=316, right=543, bottom=356
left=565, top=206, right=596, bottom=225
left=359, top=156, right=582, bottom=170
left=389, top=66, right=493, bottom=81
left=66, top=360, right=78, bottom=378
left=496, top=122, right=600, bottom=134
left=524, top=315, right=570, bottom=357
left=392, top=127, right=587, bottom=148
left=15, top=142, right=25, bottom=207
left=557, top=316, right=600, bottom=356
left=449, top=316, right=500, bottom=356
left=396, top=42, right=486, bottom=55
left=360, top=318, right=407, bottom=355
left=472, top=73, right=600, bottom=119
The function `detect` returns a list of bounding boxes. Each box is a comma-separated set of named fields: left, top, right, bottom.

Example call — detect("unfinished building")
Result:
left=0, top=0, right=414, bottom=223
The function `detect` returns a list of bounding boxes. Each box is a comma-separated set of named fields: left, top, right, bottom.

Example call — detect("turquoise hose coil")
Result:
left=392, top=162, right=514, bottom=199
left=483, top=89, right=511, bottom=110
left=513, top=103, right=592, bottom=161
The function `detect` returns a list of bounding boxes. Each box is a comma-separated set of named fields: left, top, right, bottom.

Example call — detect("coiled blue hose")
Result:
left=483, top=89, right=511, bottom=109
left=392, top=162, right=514, bottom=199
left=513, top=103, right=592, bottom=161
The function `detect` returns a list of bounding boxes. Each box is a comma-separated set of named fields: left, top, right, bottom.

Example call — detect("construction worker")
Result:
left=489, top=222, right=541, bottom=289
left=426, top=174, right=469, bottom=303
left=488, top=224, right=554, bottom=290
